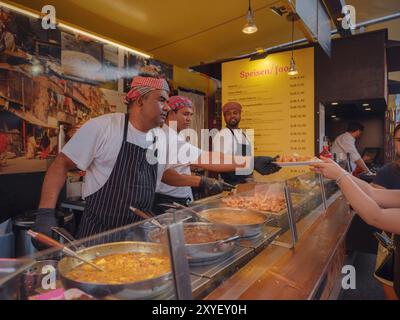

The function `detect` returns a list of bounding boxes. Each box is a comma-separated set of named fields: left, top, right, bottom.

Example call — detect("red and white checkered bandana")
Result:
left=125, top=76, right=170, bottom=104
left=222, top=102, right=242, bottom=114
left=168, top=96, right=194, bottom=111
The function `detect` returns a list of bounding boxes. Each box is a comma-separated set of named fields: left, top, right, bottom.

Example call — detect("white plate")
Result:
left=273, top=160, right=322, bottom=167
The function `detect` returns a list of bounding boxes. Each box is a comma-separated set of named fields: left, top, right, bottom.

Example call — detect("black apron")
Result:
left=220, top=128, right=253, bottom=185
left=77, top=114, right=158, bottom=239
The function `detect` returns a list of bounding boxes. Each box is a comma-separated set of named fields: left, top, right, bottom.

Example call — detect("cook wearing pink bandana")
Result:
left=124, top=75, right=171, bottom=131
left=166, top=95, right=194, bottom=131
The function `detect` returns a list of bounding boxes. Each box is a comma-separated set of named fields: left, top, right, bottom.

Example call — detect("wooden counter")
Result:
left=204, top=194, right=353, bottom=300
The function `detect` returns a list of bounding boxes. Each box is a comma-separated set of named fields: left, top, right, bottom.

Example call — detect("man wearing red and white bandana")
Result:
left=153, top=96, right=203, bottom=213
left=30, top=74, right=180, bottom=241
left=213, top=102, right=254, bottom=185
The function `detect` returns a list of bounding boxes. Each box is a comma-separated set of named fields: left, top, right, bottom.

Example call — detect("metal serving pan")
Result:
left=196, top=208, right=270, bottom=238
left=148, top=222, right=239, bottom=264
left=57, top=241, right=172, bottom=300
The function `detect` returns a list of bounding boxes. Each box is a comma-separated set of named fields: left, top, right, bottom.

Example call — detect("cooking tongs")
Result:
left=222, top=181, right=236, bottom=191
left=27, top=230, right=105, bottom=272
left=129, top=207, right=164, bottom=228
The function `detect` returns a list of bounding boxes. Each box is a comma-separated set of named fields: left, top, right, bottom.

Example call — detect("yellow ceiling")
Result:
left=4, top=0, right=400, bottom=68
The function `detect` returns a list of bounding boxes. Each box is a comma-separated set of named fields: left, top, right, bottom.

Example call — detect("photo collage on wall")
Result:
left=123, top=53, right=173, bottom=94
left=0, top=6, right=173, bottom=175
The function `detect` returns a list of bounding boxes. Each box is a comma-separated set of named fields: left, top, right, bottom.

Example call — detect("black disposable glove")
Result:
left=199, top=176, right=224, bottom=196
left=31, top=208, right=59, bottom=250
left=254, top=156, right=281, bottom=175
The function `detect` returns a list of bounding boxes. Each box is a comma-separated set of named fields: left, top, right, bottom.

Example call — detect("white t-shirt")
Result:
left=155, top=125, right=202, bottom=200
left=62, top=113, right=156, bottom=198
left=331, top=132, right=361, bottom=170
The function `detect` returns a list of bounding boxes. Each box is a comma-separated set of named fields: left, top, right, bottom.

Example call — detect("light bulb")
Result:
left=288, top=57, right=298, bottom=76
left=242, top=10, right=258, bottom=34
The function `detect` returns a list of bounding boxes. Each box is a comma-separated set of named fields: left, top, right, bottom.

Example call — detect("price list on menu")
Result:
left=289, top=75, right=308, bottom=153
left=222, top=47, right=315, bottom=178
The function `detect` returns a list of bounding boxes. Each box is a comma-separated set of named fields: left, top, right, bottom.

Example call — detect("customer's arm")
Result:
left=348, top=174, right=400, bottom=208
left=347, top=174, right=374, bottom=196
left=326, top=162, right=400, bottom=207
left=311, top=158, right=400, bottom=233
left=336, top=174, right=400, bottom=234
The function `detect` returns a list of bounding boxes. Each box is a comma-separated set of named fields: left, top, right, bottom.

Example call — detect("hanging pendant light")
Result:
left=242, top=0, right=258, bottom=34
left=288, top=57, right=298, bottom=76
left=288, top=14, right=299, bottom=76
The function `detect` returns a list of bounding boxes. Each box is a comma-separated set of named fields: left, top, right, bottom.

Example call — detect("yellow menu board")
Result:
left=222, top=47, right=315, bottom=180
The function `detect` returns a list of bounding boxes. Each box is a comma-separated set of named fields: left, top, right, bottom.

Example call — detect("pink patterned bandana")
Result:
left=125, top=76, right=170, bottom=104
left=168, top=96, right=194, bottom=111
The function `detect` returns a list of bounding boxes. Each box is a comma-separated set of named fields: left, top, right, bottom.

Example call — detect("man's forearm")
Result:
left=192, top=152, right=249, bottom=172
left=162, top=169, right=201, bottom=187
left=38, top=154, right=76, bottom=208
left=355, top=158, right=369, bottom=172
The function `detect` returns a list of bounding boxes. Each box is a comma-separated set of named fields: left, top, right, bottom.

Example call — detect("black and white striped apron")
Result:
left=220, top=128, right=253, bottom=185
left=77, top=114, right=157, bottom=239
